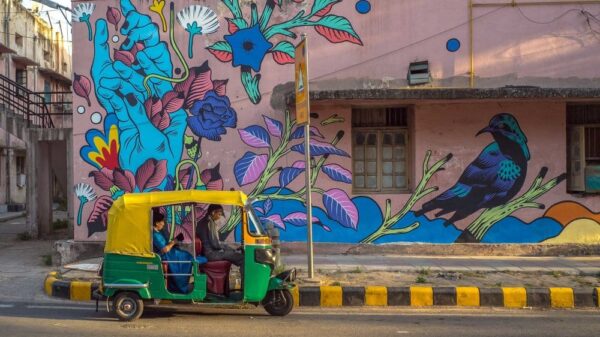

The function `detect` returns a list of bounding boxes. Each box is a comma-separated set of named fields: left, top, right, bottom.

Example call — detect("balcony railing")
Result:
left=0, top=74, right=72, bottom=128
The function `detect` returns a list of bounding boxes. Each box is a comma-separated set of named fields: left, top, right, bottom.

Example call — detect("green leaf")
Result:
left=223, top=0, right=243, bottom=18
left=250, top=3, right=259, bottom=26
left=185, top=136, right=200, bottom=159
left=227, top=17, right=248, bottom=32
left=260, top=0, right=275, bottom=31
left=207, top=41, right=232, bottom=53
left=272, top=41, right=295, bottom=56
left=311, top=0, right=339, bottom=16
left=241, top=69, right=262, bottom=104
left=314, top=15, right=363, bottom=45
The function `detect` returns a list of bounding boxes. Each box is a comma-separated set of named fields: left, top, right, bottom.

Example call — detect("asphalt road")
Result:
left=0, top=302, right=598, bottom=337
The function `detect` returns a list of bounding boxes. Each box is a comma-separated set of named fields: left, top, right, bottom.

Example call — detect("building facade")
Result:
left=72, top=0, right=600, bottom=244
left=0, top=0, right=72, bottom=212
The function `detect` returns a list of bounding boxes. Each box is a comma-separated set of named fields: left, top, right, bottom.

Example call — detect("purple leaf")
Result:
left=279, top=167, right=304, bottom=187
left=87, top=195, right=113, bottom=237
left=113, top=169, right=135, bottom=193
left=263, top=115, right=283, bottom=138
left=291, top=140, right=350, bottom=157
left=88, top=169, right=114, bottom=191
left=264, top=198, right=273, bottom=214
left=254, top=207, right=265, bottom=215
left=292, top=161, right=306, bottom=169
left=200, top=163, right=224, bottom=191
left=283, top=212, right=320, bottom=227
left=322, top=164, right=352, bottom=184
left=234, top=152, right=268, bottom=186
left=136, top=159, right=168, bottom=191
left=238, top=125, right=271, bottom=148
left=323, top=189, right=359, bottom=230
left=73, top=73, right=92, bottom=107
left=261, top=214, right=286, bottom=230
left=106, top=7, right=122, bottom=30
left=290, top=126, right=325, bottom=140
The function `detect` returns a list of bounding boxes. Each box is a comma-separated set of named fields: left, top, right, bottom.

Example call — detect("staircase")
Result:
left=0, top=72, right=73, bottom=237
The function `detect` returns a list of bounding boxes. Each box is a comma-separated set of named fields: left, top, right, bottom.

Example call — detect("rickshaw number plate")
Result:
left=147, top=265, right=159, bottom=270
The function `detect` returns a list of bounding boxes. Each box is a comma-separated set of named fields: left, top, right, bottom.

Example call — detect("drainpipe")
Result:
left=468, top=0, right=600, bottom=88
left=4, top=2, right=10, bottom=206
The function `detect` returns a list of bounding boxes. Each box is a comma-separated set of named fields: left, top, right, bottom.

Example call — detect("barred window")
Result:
left=352, top=107, right=409, bottom=193
left=567, top=103, right=600, bottom=193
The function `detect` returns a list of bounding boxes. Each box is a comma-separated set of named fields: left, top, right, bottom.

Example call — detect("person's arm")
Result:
left=153, top=231, right=175, bottom=255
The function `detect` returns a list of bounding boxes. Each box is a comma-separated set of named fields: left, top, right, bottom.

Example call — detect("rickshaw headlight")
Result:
left=254, top=248, right=275, bottom=267
left=275, top=268, right=296, bottom=283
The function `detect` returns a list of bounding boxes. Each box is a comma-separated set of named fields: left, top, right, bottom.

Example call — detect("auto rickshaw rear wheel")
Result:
left=262, top=289, right=293, bottom=316
left=113, top=291, right=144, bottom=321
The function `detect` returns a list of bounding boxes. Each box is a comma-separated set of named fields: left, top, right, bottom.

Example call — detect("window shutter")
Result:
left=567, top=126, right=585, bottom=192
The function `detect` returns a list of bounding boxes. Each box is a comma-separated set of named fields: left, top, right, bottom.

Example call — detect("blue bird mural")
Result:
left=415, top=114, right=530, bottom=240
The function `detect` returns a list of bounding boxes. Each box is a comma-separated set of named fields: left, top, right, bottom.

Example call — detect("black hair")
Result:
left=153, top=211, right=165, bottom=225
left=206, top=204, right=224, bottom=216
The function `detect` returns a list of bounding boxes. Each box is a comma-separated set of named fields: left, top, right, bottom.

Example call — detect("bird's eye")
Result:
left=498, top=123, right=507, bottom=129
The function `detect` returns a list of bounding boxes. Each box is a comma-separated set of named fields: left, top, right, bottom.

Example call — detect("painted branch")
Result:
left=361, top=151, right=452, bottom=243
left=466, top=168, right=567, bottom=241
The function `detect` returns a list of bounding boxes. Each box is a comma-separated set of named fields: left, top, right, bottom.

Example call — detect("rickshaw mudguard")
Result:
left=266, top=277, right=295, bottom=291
left=102, top=279, right=152, bottom=299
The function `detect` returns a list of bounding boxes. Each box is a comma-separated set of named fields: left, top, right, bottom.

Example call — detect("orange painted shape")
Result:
left=543, top=201, right=600, bottom=227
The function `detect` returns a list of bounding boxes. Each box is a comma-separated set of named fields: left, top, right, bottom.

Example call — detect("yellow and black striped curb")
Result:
left=45, top=273, right=600, bottom=308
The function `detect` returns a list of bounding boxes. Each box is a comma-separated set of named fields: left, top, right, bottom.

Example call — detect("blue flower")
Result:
left=224, top=25, right=273, bottom=72
left=187, top=91, right=237, bottom=141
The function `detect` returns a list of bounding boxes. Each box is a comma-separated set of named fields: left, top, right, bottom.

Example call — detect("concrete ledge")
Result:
left=44, top=273, right=600, bottom=309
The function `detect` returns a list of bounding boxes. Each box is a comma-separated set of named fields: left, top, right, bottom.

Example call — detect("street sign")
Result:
left=295, top=35, right=314, bottom=279
left=295, top=37, right=309, bottom=125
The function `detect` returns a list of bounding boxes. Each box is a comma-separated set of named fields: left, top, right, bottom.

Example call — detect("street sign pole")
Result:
left=295, top=34, right=314, bottom=279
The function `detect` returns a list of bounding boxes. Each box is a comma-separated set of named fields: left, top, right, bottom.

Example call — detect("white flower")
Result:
left=72, top=3, right=96, bottom=22
left=176, top=5, right=219, bottom=35
left=74, top=183, right=97, bottom=202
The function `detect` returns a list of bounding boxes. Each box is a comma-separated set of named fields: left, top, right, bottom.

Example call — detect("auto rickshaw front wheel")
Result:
left=113, top=291, right=144, bottom=321
left=262, top=289, right=294, bottom=316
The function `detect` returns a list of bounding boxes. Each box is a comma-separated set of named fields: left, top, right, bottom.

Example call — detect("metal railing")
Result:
left=0, top=73, right=72, bottom=128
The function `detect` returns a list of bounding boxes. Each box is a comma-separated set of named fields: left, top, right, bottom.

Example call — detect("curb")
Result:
left=0, top=211, right=25, bottom=223
left=44, top=273, right=600, bottom=309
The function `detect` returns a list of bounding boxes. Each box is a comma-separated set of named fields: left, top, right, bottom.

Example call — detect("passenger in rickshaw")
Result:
left=197, top=204, right=244, bottom=269
left=152, top=211, right=207, bottom=293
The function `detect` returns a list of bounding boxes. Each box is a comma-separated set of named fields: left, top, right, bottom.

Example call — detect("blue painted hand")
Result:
left=90, top=0, right=186, bottom=181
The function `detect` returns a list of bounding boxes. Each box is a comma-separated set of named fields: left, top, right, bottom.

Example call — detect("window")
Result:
left=352, top=107, right=409, bottom=193
left=44, top=80, right=51, bottom=103
left=567, top=104, right=600, bottom=193
left=16, top=156, right=25, bottom=175
left=14, top=34, right=23, bottom=47
left=15, top=69, right=27, bottom=87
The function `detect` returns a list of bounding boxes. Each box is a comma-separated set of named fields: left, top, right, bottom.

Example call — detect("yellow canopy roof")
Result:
left=105, top=190, right=248, bottom=257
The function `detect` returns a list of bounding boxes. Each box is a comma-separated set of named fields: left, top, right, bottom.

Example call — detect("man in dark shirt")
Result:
left=196, top=204, right=243, bottom=267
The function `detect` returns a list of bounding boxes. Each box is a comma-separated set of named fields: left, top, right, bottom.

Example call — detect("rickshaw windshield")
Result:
left=245, top=203, right=266, bottom=236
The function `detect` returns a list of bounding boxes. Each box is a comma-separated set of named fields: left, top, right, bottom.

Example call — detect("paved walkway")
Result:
left=284, top=255, right=600, bottom=275
left=60, top=254, right=600, bottom=279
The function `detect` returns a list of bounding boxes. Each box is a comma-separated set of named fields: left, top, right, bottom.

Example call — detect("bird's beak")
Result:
left=476, top=126, right=492, bottom=136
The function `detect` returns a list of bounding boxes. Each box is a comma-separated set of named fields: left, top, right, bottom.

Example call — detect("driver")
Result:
left=196, top=204, right=244, bottom=269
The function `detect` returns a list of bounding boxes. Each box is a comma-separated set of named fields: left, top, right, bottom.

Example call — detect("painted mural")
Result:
left=72, top=0, right=599, bottom=245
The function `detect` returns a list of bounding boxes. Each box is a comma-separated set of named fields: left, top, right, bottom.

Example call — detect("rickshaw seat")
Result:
left=194, top=236, right=232, bottom=295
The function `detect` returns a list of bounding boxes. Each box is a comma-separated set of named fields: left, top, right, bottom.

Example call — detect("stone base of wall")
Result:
left=52, top=240, right=105, bottom=266
left=52, top=240, right=600, bottom=267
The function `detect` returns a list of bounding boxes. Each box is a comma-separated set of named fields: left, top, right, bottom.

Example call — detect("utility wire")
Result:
left=229, top=3, right=512, bottom=104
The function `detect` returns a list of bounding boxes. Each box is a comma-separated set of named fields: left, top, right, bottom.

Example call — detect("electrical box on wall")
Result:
left=407, top=61, right=430, bottom=85
left=17, top=174, right=26, bottom=188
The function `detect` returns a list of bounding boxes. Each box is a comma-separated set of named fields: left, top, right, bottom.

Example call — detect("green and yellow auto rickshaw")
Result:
left=98, top=190, right=295, bottom=321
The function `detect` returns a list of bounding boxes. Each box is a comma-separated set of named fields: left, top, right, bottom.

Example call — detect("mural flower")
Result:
left=88, top=158, right=168, bottom=197
left=73, top=3, right=96, bottom=41
left=74, top=183, right=97, bottom=227
left=187, top=91, right=237, bottom=141
left=208, top=0, right=363, bottom=104
left=224, top=25, right=273, bottom=72
left=73, top=74, right=92, bottom=107
left=176, top=5, right=220, bottom=58
left=80, top=114, right=120, bottom=170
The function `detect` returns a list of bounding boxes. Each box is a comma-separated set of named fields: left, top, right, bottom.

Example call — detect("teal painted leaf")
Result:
left=311, top=0, right=339, bottom=16
left=241, top=69, right=262, bottom=104
left=271, top=41, right=295, bottom=65
left=314, top=15, right=363, bottom=45
left=227, top=17, right=248, bottom=34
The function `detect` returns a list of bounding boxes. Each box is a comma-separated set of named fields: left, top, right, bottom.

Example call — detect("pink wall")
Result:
left=72, top=0, right=600, bottom=243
